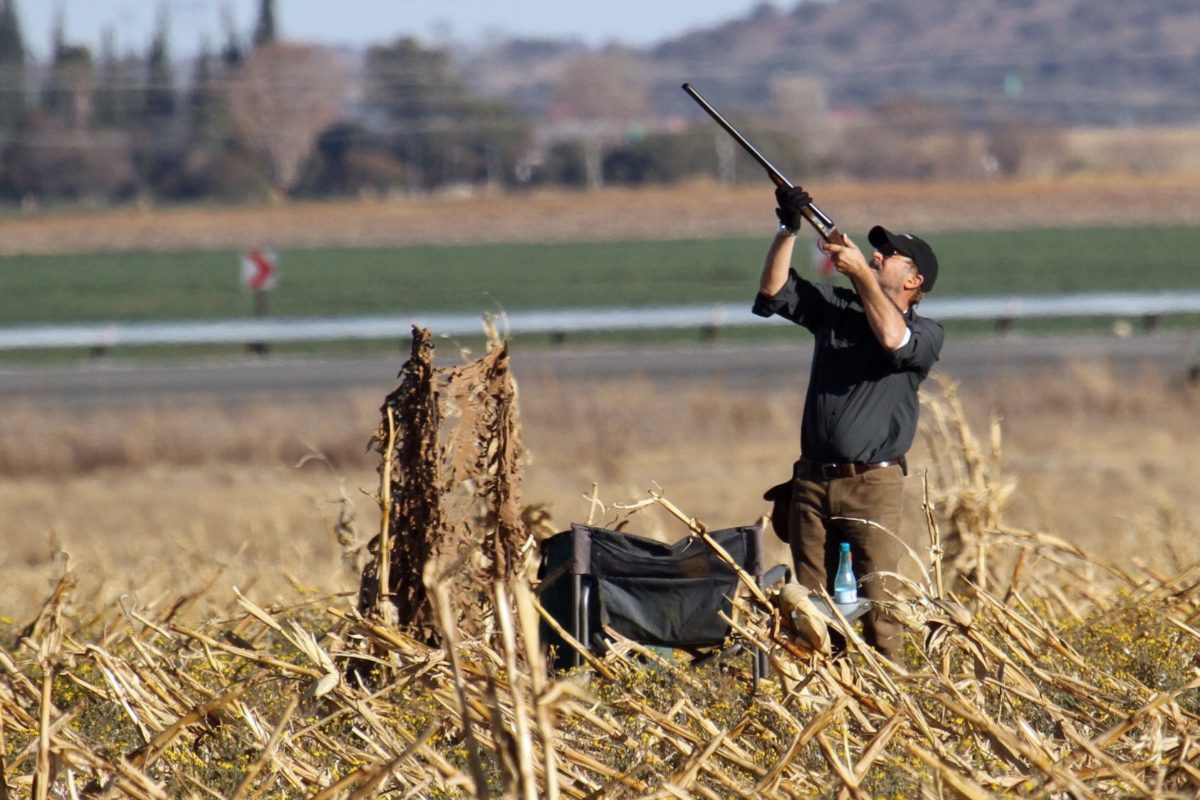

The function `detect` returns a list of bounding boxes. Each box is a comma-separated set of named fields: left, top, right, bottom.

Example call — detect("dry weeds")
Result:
left=3, top=352, right=1200, bottom=624
left=1, top=332, right=1198, bottom=798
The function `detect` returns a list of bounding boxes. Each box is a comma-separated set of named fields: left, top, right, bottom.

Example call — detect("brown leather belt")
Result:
left=797, top=456, right=906, bottom=480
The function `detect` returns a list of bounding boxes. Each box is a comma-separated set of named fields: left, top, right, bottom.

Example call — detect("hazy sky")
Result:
left=18, top=0, right=782, bottom=57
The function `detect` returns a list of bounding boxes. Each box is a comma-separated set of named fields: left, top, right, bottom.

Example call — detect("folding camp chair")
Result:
left=536, top=521, right=789, bottom=687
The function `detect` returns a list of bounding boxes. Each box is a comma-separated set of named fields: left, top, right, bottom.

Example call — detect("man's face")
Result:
left=872, top=243, right=920, bottom=293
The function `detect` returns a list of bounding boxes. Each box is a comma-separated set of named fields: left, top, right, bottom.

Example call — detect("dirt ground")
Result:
left=2, top=178, right=1200, bottom=624
left=3, top=172, right=1200, bottom=256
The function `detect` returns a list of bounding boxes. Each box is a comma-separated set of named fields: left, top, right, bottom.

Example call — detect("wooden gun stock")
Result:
left=681, top=82, right=844, bottom=244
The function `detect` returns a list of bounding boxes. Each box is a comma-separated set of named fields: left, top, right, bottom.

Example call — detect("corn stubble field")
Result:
left=2, top=176, right=1200, bottom=797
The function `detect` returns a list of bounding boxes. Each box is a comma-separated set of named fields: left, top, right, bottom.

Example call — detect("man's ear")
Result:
left=905, top=270, right=924, bottom=292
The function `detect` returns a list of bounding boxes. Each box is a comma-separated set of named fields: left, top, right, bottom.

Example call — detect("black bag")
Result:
left=537, top=523, right=764, bottom=668
left=763, top=481, right=791, bottom=543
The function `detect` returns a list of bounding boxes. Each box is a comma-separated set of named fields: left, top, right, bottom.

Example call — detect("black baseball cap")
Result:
left=868, top=226, right=939, bottom=293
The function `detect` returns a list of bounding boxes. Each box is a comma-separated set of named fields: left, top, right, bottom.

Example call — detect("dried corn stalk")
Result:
left=923, top=376, right=1017, bottom=594
left=358, top=323, right=531, bottom=644
left=3, top=347, right=1200, bottom=799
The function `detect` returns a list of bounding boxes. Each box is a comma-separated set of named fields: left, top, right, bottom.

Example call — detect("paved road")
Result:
left=2, top=332, right=1198, bottom=407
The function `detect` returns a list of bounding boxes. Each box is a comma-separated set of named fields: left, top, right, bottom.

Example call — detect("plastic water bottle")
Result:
left=833, top=542, right=858, bottom=605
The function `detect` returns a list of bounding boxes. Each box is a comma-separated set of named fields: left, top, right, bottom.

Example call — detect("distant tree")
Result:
left=173, top=28, right=268, bottom=202
left=227, top=42, right=348, bottom=196
left=120, top=11, right=194, bottom=199
left=92, top=29, right=139, bottom=129
left=220, top=6, right=244, bottom=69
left=46, top=44, right=96, bottom=130
left=39, top=10, right=63, bottom=112
left=296, top=122, right=408, bottom=198
left=538, top=140, right=587, bottom=187
left=366, top=38, right=454, bottom=190
left=174, top=39, right=250, bottom=200
left=6, top=23, right=147, bottom=204
left=142, top=10, right=176, bottom=123
left=365, top=37, right=530, bottom=190
left=0, top=0, right=26, bottom=136
left=252, top=0, right=276, bottom=49
left=178, top=144, right=271, bottom=202
left=40, top=13, right=97, bottom=129
left=12, top=120, right=137, bottom=201
left=601, top=129, right=732, bottom=186
left=186, top=40, right=227, bottom=144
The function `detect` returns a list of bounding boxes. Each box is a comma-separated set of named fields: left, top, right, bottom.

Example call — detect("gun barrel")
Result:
left=681, top=83, right=843, bottom=243
left=681, top=83, right=791, bottom=188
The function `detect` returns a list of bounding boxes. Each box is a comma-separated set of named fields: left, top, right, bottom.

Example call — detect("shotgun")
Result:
left=681, top=82, right=844, bottom=244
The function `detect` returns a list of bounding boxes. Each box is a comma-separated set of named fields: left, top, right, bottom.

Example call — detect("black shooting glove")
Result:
left=774, top=185, right=813, bottom=233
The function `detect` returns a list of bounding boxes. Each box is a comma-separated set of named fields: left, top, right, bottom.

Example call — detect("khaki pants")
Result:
left=788, top=464, right=906, bottom=662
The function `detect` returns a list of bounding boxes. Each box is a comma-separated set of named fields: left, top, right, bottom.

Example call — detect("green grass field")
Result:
left=6, top=226, right=1200, bottom=326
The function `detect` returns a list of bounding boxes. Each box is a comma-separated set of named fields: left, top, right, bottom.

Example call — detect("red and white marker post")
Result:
left=241, top=249, right=279, bottom=354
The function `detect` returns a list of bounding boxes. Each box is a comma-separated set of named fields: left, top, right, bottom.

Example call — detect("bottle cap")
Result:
left=839, top=542, right=850, bottom=553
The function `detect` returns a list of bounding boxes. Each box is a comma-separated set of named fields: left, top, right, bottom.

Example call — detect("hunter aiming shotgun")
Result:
left=681, top=82, right=844, bottom=245
left=688, top=84, right=944, bottom=665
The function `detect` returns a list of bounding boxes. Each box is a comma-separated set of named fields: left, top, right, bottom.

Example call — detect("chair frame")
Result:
left=536, top=522, right=790, bottom=687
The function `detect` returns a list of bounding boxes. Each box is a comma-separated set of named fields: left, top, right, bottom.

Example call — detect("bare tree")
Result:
left=227, top=43, right=347, bottom=196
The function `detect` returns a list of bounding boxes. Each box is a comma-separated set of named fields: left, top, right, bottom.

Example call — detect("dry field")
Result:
left=2, top=327, right=1198, bottom=797
left=1, top=350, right=1198, bottom=624
left=3, top=171, right=1200, bottom=256
left=3, top=174, right=1200, bottom=624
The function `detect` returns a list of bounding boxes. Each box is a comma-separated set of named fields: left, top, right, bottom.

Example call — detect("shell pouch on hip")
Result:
left=763, top=480, right=791, bottom=542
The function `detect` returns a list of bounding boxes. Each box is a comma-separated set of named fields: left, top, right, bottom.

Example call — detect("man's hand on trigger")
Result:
left=774, top=185, right=812, bottom=233
left=821, top=234, right=871, bottom=281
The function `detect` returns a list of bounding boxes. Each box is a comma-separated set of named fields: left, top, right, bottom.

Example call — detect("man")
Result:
left=755, top=185, right=944, bottom=663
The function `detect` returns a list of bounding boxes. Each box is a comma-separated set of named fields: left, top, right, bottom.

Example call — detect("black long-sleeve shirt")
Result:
left=753, top=269, right=944, bottom=464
